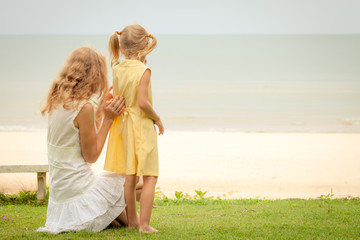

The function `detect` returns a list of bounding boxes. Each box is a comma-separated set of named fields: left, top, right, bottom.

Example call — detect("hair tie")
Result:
left=147, top=34, right=153, bottom=38
left=116, top=31, right=122, bottom=35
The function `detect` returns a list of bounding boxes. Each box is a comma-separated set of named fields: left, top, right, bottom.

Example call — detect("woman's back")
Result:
left=48, top=103, right=84, bottom=148
left=39, top=102, right=126, bottom=233
left=47, top=102, right=95, bottom=201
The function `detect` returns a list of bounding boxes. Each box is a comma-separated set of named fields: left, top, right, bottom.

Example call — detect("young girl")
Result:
left=105, top=24, right=164, bottom=233
left=37, top=47, right=128, bottom=233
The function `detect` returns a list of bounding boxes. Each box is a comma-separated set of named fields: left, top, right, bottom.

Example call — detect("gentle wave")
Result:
left=1, top=117, right=360, bottom=133
left=339, top=118, right=360, bottom=126
left=0, top=125, right=46, bottom=132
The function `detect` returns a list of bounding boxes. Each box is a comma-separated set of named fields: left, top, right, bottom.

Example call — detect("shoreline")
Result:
left=0, top=131, right=359, bottom=199
left=1, top=128, right=360, bottom=133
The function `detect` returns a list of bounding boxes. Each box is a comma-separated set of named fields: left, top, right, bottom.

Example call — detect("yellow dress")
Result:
left=104, top=59, right=159, bottom=176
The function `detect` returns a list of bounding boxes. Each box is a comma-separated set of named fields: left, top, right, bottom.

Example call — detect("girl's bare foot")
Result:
left=139, top=225, right=159, bottom=233
left=127, top=223, right=139, bottom=229
left=127, top=212, right=140, bottom=229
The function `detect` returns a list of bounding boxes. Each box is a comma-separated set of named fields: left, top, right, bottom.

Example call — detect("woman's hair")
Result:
left=109, top=24, right=157, bottom=66
left=41, top=47, right=108, bottom=115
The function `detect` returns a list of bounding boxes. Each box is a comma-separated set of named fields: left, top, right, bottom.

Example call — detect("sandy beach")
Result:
left=0, top=131, right=359, bottom=199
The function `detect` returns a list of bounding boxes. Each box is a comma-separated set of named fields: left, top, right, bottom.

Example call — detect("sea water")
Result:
left=0, top=35, right=359, bottom=132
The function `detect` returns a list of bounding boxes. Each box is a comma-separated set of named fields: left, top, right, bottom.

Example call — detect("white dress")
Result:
left=37, top=101, right=126, bottom=234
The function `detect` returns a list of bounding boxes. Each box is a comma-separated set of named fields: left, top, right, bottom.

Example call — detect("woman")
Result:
left=37, top=47, right=129, bottom=233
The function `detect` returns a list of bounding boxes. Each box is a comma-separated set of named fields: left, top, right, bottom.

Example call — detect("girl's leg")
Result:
left=124, top=174, right=139, bottom=228
left=139, top=176, right=158, bottom=233
left=136, top=176, right=143, bottom=202
left=116, top=210, right=128, bottom=226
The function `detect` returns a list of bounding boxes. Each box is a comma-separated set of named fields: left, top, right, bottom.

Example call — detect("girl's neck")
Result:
left=124, top=54, right=139, bottom=61
left=125, top=56, right=145, bottom=63
left=123, top=53, right=145, bottom=63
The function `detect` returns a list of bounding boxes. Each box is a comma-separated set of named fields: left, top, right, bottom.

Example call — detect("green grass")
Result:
left=1, top=192, right=360, bottom=239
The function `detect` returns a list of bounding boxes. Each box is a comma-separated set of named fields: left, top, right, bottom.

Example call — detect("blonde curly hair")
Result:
left=41, top=47, right=108, bottom=115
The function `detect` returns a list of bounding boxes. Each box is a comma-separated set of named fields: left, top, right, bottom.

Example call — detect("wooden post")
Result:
left=37, top=172, right=46, bottom=201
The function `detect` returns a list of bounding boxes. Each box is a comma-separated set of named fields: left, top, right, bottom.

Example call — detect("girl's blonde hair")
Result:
left=41, top=47, right=108, bottom=115
left=109, top=24, right=157, bottom=66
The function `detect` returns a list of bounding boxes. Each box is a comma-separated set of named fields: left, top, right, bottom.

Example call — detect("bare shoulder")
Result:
left=143, top=68, right=151, bottom=77
left=78, top=102, right=94, bottom=116
left=139, top=68, right=151, bottom=85
left=74, top=103, right=94, bottom=128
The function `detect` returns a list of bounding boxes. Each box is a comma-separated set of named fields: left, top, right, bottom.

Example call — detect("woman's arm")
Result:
left=95, top=86, right=114, bottom=131
left=75, top=96, right=125, bottom=163
left=138, top=69, right=164, bottom=135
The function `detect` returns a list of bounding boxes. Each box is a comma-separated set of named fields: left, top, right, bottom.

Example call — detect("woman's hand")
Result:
left=154, top=119, right=164, bottom=135
left=96, top=86, right=114, bottom=122
left=104, top=96, right=125, bottom=121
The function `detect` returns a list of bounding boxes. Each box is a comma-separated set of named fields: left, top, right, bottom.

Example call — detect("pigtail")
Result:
left=109, top=32, right=120, bottom=67
left=138, top=34, right=157, bottom=61
left=146, top=35, right=157, bottom=55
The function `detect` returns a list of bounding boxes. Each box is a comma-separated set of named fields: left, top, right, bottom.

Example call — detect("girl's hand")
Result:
left=154, top=119, right=164, bottom=135
left=104, top=96, right=125, bottom=121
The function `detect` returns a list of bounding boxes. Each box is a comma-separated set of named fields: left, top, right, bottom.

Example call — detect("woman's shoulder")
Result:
left=79, top=102, right=94, bottom=112
left=65, top=100, right=95, bottom=121
left=76, top=102, right=94, bottom=119
left=73, top=102, right=94, bottom=129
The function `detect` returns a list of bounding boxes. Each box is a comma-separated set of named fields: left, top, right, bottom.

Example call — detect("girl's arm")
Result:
left=75, top=96, right=125, bottom=163
left=138, top=69, right=164, bottom=135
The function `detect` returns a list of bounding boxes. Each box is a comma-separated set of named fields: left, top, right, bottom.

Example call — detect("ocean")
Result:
left=0, top=35, right=359, bottom=132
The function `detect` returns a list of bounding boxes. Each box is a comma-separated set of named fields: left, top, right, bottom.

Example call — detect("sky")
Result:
left=0, top=0, right=360, bottom=35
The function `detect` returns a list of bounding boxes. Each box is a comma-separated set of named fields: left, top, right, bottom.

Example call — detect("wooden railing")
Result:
left=0, top=164, right=49, bottom=200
